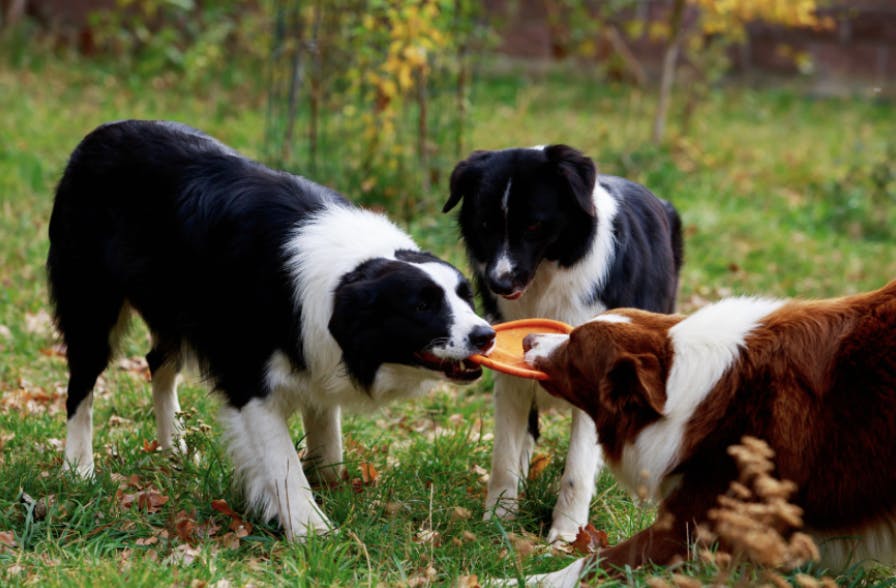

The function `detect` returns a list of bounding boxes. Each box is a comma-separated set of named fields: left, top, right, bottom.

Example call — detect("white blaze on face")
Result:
left=523, top=332, right=569, bottom=367
left=414, top=261, right=490, bottom=359
left=588, top=313, right=632, bottom=324
left=490, top=178, right=516, bottom=286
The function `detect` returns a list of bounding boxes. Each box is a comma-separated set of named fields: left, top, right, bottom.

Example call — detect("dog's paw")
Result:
left=62, top=458, right=96, bottom=480
left=484, top=498, right=518, bottom=522
left=489, top=558, right=586, bottom=588
left=284, top=508, right=334, bottom=541
left=546, top=525, right=578, bottom=545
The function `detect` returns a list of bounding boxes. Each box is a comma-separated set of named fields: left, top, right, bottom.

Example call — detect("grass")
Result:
left=1, top=43, right=895, bottom=587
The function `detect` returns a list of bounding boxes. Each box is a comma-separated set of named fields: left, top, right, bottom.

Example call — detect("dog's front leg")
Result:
left=220, top=398, right=331, bottom=539
left=485, top=374, right=536, bottom=521
left=597, top=512, right=690, bottom=571
left=547, top=407, right=602, bottom=543
left=301, top=404, right=344, bottom=485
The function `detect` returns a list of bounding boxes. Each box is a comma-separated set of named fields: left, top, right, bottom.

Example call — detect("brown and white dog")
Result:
left=518, top=280, right=896, bottom=584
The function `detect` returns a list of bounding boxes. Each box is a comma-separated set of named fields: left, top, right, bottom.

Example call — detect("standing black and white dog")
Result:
left=47, top=120, right=495, bottom=539
left=443, top=144, right=682, bottom=542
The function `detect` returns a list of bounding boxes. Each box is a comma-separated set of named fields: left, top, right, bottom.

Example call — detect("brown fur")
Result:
left=526, top=280, right=896, bottom=572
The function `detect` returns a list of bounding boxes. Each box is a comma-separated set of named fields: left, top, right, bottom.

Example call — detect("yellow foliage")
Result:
left=690, top=0, right=832, bottom=40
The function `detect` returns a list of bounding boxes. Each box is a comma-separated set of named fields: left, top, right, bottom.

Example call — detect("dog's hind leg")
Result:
left=301, top=405, right=343, bottom=485
left=146, top=337, right=185, bottom=453
left=547, top=407, right=602, bottom=543
left=56, top=297, right=129, bottom=478
left=221, top=394, right=332, bottom=539
left=485, top=374, right=536, bottom=521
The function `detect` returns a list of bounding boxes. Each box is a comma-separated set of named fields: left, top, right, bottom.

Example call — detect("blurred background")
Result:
left=0, top=4, right=894, bottom=585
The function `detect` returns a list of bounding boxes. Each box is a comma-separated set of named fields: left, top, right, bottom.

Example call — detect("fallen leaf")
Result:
left=528, top=453, right=552, bottom=480
left=456, top=575, right=481, bottom=588
left=24, top=309, right=53, bottom=335
left=117, top=356, right=151, bottom=381
left=0, top=530, right=17, bottom=550
left=142, top=439, right=160, bottom=453
left=0, top=324, right=11, bottom=339
left=1, top=383, right=64, bottom=415
left=108, top=415, right=134, bottom=427
left=0, top=432, right=14, bottom=450
left=450, top=506, right=472, bottom=521
left=175, top=510, right=197, bottom=543
left=414, top=529, right=441, bottom=546
left=211, top=499, right=252, bottom=535
left=39, top=343, right=66, bottom=357
left=136, top=536, right=159, bottom=546
left=118, top=488, right=169, bottom=513
left=508, top=532, right=538, bottom=557
left=570, top=523, right=609, bottom=555
left=360, top=462, right=379, bottom=485
left=406, top=565, right=437, bottom=587
left=217, top=531, right=241, bottom=550
left=20, top=492, right=53, bottom=520
left=166, top=543, right=201, bottom=565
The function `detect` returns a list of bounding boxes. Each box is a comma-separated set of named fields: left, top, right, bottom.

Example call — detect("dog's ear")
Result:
left=328, top=276, right=377, bottom=345
left=444, top=150, right=490, bottom=213
left=602, top=352, right=666, bottom=416
left=544, top=144, right=597, bottom=218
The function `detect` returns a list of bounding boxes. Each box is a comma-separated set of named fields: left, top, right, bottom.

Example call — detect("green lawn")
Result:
left=1, top=49, right=895, bottom=587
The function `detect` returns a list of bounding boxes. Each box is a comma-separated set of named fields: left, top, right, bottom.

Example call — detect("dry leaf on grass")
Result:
left=456, top=575, right=480, bottom=588
left=450, top=506, right=472, bottom=521
left=136, top=536, right=159, bottom=546
left=174, top=510, right=197, bottom=543
left=24, top=309, right=53, bottom=335
left=1, top=382, right=65, bottom=415
left=414, top=529, right=442, bottom=546
left=0, top=530, right=17, bottom=550
left=527, top=452, right=551, bottom=480
left=507, top=532, right=539, bottom=557
left=142, top=439, right=161, bottom=453
left=39, top=343, right=66, bottom=358
left=406, top=565, right=437, bottom=587
left=211, top=499, right=252, bottom=535
left=570, top=523, right=609, bottom=555
left=360, top=461, right=379, bottom=484
left=166, top=543, right=201, bottom=566
left=117, top=488, right=169, bottom=513
left=217, top=532, right=242, bottom=550
left=117, top=356, right=151, bottom=381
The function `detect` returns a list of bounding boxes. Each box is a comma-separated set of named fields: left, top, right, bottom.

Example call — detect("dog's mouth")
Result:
left=501, top=290, right=525, bottom=301
left=413, top=351, right=482, bottom=381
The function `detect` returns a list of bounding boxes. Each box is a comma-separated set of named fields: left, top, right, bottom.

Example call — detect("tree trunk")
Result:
left=651, top=0, right=687, bottom=145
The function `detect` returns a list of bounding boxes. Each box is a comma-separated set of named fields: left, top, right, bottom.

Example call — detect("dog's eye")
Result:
left=456, top=282, right=474, bottom=302
left=525, top=221, right=544, bottom=234
left=416, top=288, right=442, bottom=312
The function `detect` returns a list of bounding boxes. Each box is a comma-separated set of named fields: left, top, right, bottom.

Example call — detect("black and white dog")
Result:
left=47, top=120, right=495, bottom=539
left=443, top=144, right=682, bottom=542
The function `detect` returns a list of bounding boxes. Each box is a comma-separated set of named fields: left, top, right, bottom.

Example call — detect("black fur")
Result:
left=47, top=120, right=485, bottom=417
left=444, top=145, right=683, bottom=315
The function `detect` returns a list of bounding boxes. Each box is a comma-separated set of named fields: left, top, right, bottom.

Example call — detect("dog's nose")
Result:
left=468, top=325, right=496, bottom=351
left=488, top=273, right=516, bottom=296
left=522, top=333, right=538, bottom=352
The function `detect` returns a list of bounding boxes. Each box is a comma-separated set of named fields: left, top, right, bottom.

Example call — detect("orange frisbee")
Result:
left=469, top=318, right=573, bottom=380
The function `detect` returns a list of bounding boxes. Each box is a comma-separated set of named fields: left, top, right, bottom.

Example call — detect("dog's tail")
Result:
left=664, top=200, right=684, bottom=275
